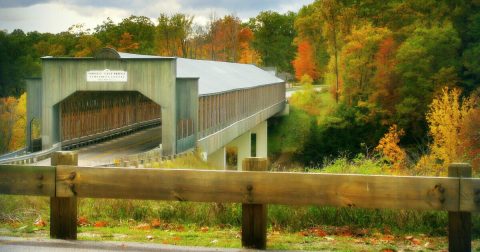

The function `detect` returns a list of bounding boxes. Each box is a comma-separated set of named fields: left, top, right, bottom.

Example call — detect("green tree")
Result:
left=395, top=24, right=461, bottom=138
left=250, top=11, right=297, bottom=73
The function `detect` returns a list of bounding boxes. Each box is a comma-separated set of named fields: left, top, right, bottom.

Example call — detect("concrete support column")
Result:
left=229, top=130, right=251, bottom=171
left=161, top=106, right=176, bottom=156
left=251, top=120, right=267, bottom=158
left=208, top=146, right=226, bottom=169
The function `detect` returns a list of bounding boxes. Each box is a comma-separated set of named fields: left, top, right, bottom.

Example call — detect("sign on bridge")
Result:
left=86, top=69, right=128, bottom=82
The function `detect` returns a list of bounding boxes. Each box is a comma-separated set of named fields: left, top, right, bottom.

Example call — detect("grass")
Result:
left=0, top=213, right=459, bottom=251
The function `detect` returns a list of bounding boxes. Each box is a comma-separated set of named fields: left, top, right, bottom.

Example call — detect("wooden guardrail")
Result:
left=0, top=151, right=477, bottom=251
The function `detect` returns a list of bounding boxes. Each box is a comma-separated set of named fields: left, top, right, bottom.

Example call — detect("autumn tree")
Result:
left=292, top=40, right=317, bottom=81
left=74, top=35, right=102, bottom=57
left=117, top=32, right=139, bottom=53
left=417, top=87, right=477, bottom=175
left=340, top=23, right=391, bottom=106
left=295, top=3, right=329, bottom=78
left=238, top=27, right=259, bottom=64
left=0, top=94, right=26, bottom=154
left=318, top=0, right=342, bottom=103
left=155, top=14, right=193, bottom=57
left=375, top=124, right=406, bottom=172
left=369, top=36, right=399, bottom=119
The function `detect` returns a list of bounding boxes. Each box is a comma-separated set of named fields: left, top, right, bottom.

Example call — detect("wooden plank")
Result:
left=242, top=158, right=267, bottom=249
left=459, top=178, right=480, bottom=212
left=448, top=163, right=472, bottom=252
left=56, top=166, right=460, bottom=211
left=51, top=151, right=78, bottom=240
left=0, top=165, right=55, bottom=196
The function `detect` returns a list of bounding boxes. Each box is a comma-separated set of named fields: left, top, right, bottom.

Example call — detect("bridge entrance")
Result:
left=59, top=91, right=161, bottom=149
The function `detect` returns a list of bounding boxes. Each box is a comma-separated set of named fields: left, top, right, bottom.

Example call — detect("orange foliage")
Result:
left=238, top=28, right=260, bottom=64
left=370, top=37, right=398, bottom=117
left=375, top=124, right=406, bottom=172
left=292, top=40, right=318, bottom=81
left=118, top=32, right=139, bottom=53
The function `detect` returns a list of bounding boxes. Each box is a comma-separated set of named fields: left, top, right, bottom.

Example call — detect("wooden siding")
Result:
left=60, top=91, right=161, bottom=142
left=197, top=82, right=285, bottom=154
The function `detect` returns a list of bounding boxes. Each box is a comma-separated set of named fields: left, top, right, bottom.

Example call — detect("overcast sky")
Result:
left=0, top=0, right=313, bottom=34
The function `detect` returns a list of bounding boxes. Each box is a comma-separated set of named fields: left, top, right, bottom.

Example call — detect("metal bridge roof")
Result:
left=117, top=52, right=284, bottom=96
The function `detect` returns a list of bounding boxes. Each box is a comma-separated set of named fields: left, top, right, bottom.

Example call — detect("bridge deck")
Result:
left=35, top=127, right=161, bottom=167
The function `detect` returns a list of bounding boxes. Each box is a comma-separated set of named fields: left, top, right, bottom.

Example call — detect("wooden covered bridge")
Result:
left=21, top=48, right=286, bottom=168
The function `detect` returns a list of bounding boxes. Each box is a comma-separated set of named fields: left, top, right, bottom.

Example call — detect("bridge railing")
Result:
left=0, top=143, right=61, bottom=165
left=0, top=152, right=476, bottom=251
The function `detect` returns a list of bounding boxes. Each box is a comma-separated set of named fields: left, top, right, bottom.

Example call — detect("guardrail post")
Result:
left=50, top=151, right=78, bottom=239
left=448, top=163, right=472, bottom=252
left=242, top=157, right=268, bottom=249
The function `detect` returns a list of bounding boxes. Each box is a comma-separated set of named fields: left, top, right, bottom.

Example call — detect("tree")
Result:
left=318, top=0, right=342, bottom=103
left=370, top=36, right=399, bottom=119
left=292, top=40, right=317, bottom=81
left=395, top=24, right=461, bottom=138
left=238, top=27, right=259, bottom=64
left=375, top=124, right=406, bottom=172
left=155, top=13, right=193, bottom=57
left=250, top=11, right=297, bottom=72
left=295, top=2, right=329, bottom=79
left=339, top=23, right=391, bottom=106
left=417, top=88, right=477, bottom=175
left=74, top=35, right=102, bottom=57
left=0, top=94, right=26, bottom=153
left=117, top=32, right=139, bottom=53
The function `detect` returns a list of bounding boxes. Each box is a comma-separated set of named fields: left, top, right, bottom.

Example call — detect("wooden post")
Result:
left=242, top=157, right=268, bottom=250
left=448, top=163, right=472, bottom=252
left=50, top=151, right=78, bottom=239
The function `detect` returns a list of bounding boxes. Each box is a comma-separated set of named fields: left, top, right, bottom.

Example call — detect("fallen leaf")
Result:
left=150, top=219, right=161, bottom=228
left=173, top=236, right=181, bottom=241
left=324, top=236, right=335, bottom=241
left=355, top=228, right=369, bottom=237
left=299, top=231, right=309, bottom=237
left=353, top=238, right=364, bottom=244
left=34, top=219, right=46, bottom=227
left=135, top=223, right=151, bottom=230
left=77, top=216, right=89, bottom=226
left=94, top=221, right=108, bottom=228
left=424, top=241, right=436, bottom=249
left=411, top=238, right=421, bottom=245
left=381, top=235, right=395, bottom=242
left=380, top=249, right=396, bottom=252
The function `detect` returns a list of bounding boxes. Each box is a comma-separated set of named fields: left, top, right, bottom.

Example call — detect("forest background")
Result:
left=0, top=0, right=479, bottom=175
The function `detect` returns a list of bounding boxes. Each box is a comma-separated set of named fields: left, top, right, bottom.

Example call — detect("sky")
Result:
left=0, top=0, right=313, bottom=34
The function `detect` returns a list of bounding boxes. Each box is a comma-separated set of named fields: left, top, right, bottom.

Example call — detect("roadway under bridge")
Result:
left=2, top=48, right=287, bottom=168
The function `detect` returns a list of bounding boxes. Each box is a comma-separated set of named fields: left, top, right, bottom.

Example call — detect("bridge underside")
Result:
left=60, top=91, right=161, bottom=149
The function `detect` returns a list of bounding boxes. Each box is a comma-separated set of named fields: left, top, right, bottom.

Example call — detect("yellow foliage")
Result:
left=375, top=124, right=406, bottom=172
left=0, top=93, right=26, bottom=153
left=417, top=87, right=476, bottom=175
left=289, top=82, right=323, bottom=116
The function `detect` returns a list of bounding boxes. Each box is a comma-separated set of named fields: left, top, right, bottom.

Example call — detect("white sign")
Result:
left=86, top=69, right=128, bottom=82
